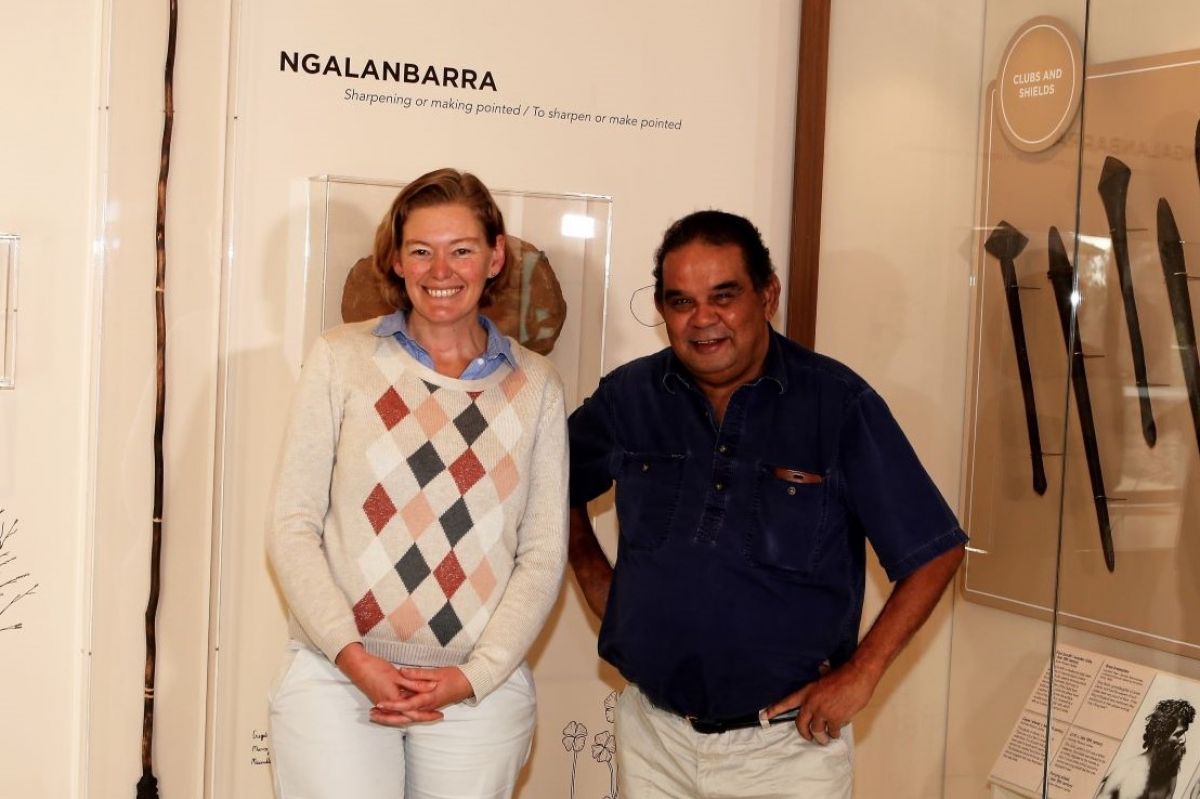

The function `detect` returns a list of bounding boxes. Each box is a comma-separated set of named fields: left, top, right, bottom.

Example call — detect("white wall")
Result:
left=24, top=2, right=1199, bottom=798
left=817, top=3, right=987, bottom=797
left=0, top=4, right=103, bottom=798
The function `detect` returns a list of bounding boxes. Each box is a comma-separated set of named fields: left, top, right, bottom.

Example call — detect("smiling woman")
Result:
left=265, top=169, right=569, bottom=798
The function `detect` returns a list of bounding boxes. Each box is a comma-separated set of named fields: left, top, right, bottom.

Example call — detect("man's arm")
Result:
left=568, top=505, right=613, bottom=619
left=766, top=543, right=965, bottom=743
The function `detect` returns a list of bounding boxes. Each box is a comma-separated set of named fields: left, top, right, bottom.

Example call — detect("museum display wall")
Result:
left=946, top=2, right=1200, bottom=798
left=17, top=1, right=1200, bottom=798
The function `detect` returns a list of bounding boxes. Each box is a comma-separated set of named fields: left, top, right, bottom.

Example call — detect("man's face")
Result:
left=655, top=240, right=780, bottom=395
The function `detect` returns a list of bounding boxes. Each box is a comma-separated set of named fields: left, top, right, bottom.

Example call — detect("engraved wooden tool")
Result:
left=1047, top=226, right=1115, bottom=573
left=1098, top=156, right=1156, bottom=447
left=1156, top=198, right=1200, bottom=458
left=137, top=2, right=176, bottom=797
left=985, top=221, right=1047, bottom=495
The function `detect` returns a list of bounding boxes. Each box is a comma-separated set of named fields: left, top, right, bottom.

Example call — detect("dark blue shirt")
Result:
left=568, top=329, right=967, bottom=720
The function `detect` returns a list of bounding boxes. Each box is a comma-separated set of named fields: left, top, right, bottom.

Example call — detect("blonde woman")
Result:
left=267, top=168, right=567, bottom=798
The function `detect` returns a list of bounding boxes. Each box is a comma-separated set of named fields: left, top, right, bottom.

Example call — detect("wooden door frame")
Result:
left=785, top=0, right=831, bottom=348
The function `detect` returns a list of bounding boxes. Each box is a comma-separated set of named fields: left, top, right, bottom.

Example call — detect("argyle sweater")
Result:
left=267, top=320, right=567, bottom=702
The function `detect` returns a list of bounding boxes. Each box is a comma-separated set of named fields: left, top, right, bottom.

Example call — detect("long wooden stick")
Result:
left=138, top=2, right=177, bottom=796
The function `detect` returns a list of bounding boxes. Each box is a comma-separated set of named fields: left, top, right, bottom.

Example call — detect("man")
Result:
left=1095, top=698, right=1195, bottom=799
left=567, top=210, right=966, bottom=798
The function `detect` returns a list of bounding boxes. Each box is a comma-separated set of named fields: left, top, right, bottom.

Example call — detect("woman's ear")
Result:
left=488, top=234, right=507, bottom=278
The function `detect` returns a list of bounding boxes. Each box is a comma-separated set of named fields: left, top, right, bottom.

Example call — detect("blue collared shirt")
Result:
left=568, top=328, right=967, bottom=720
left=373, top=311, right=515, bottom=379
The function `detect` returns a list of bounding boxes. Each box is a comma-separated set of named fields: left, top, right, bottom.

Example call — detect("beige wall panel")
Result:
left=0, top=3, right=103, bottom=799
left=84, top=0, right=232, bottom=796
left=210, top=3, right=799, bottom=797
left=818, top=2, right=985, bottom=797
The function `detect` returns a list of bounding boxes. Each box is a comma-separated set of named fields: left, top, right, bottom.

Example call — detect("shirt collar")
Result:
left=373, top=311, right=517, bottom=367
left=660, top=325, right=788, bottom=395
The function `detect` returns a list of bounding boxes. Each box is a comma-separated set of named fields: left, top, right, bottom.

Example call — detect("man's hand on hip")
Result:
left=764, top=660, right=878, bottom=746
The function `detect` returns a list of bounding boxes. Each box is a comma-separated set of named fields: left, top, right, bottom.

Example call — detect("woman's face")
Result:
left=394, top=203, right=504, bottom=330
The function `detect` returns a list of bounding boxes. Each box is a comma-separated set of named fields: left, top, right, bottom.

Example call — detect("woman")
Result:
left=267, top=168, right=568, bottom=798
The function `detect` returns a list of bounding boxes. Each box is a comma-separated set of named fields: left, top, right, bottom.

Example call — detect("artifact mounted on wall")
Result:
left=1098, top=156, right=1157, bottom=447
left=340, top=234, right=567, bottom=355
left=995, top=16, right=1084, bottom=153
left=1048, top=227, right=1115, bottom=573
left=1156, top=197, right=1200, bottom=458
left=984, top=221, right=1047, bottom=495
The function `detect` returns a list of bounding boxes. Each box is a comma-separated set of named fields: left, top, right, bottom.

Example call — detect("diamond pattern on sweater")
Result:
left=407, top=442, right=444, bottom=487
left=449, top=449, right=485, bottom=495
left=375, top=387, right=410, bottom=430
left=364, top=484, right=397, bottom=534
left=399, top=491, right=435, bottom=539
left=414, top=395, right=450, bottom=438
left=500, top=368, right=527, bottom=400
left=469, top=559, right=496, bottom=600
left=453, top=404, right=488, bottom=444
left=472, top=505, right=506, bottom=550
left=439, top=498, right=473, bottom=545
left=434, top=551, right=466, bottom=597
left=490, top=405, right=523, bottom=449
left=429, top=603, right=463, bottom=645
left=394, top=544, right=431, bottom=592
left=388, top=597, right=424, bottom=640
left=358, top=538, right=395, bottom=586
left=354, top=356, right=538, bottom=658
left=353, top=591, right=385, bottom=635
left=491, top=455, right=519, bottom=502
left=367, top=432, right=405, bottom=480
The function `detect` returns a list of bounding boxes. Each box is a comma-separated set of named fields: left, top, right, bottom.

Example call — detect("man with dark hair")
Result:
left=1095, top=698, right=1195, bottom=799
left=568, top=210, right=967, bottom=797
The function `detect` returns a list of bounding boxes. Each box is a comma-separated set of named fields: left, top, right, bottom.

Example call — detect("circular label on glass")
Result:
left=997, top=16, right=1083, bottom=153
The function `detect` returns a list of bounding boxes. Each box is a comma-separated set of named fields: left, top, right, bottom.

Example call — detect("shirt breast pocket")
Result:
left=744, top=462, right=830, bottom=577
left=615, top=451, right=687, bottom=551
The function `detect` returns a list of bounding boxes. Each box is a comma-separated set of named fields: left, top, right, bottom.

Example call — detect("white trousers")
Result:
left=268, top=644, right=536, bottom=799
left=615, top=684, right=854, bottom=799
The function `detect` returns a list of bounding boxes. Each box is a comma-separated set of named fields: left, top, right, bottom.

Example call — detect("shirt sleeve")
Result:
left=265, top=336, right=362, bottom=663
left=838, top=388, right=968, bottom=582
left=567, top=377, right=618, bottom=507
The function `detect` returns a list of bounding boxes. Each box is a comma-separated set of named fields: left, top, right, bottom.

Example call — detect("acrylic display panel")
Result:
left=962, top=48, right=1200, bottom=659
left=306, top=176, right=611, bottom=411
left=0, top=234, right=17, bottom=389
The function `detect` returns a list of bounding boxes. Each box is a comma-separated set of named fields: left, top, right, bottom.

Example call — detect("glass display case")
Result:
left=305, top=176, right=613, bottom=410
left=950, top=4, right=1200, bottom=797
left=0, top=233, right=17, bottom=389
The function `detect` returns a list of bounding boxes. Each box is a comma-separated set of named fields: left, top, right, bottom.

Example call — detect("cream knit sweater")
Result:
left=267, top=320, right=567, bottom=702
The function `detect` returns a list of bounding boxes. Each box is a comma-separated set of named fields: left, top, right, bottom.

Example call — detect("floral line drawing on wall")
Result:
left=0, top=509, right=37, bottom=632
left=561, top=689, right=620, bottom=799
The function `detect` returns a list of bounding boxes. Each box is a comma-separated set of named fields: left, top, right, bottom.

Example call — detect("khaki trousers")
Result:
left=615, top=684, right=854, bottom=799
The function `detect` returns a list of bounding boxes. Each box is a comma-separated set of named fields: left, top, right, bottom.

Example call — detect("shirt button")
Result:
left=714, top=482, right=724, bottom=492
left=718, top=445, right=728, bottom=455
left=641, top=463, right=650, bottom=472
left=787, top=486, right=797, bottom=496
